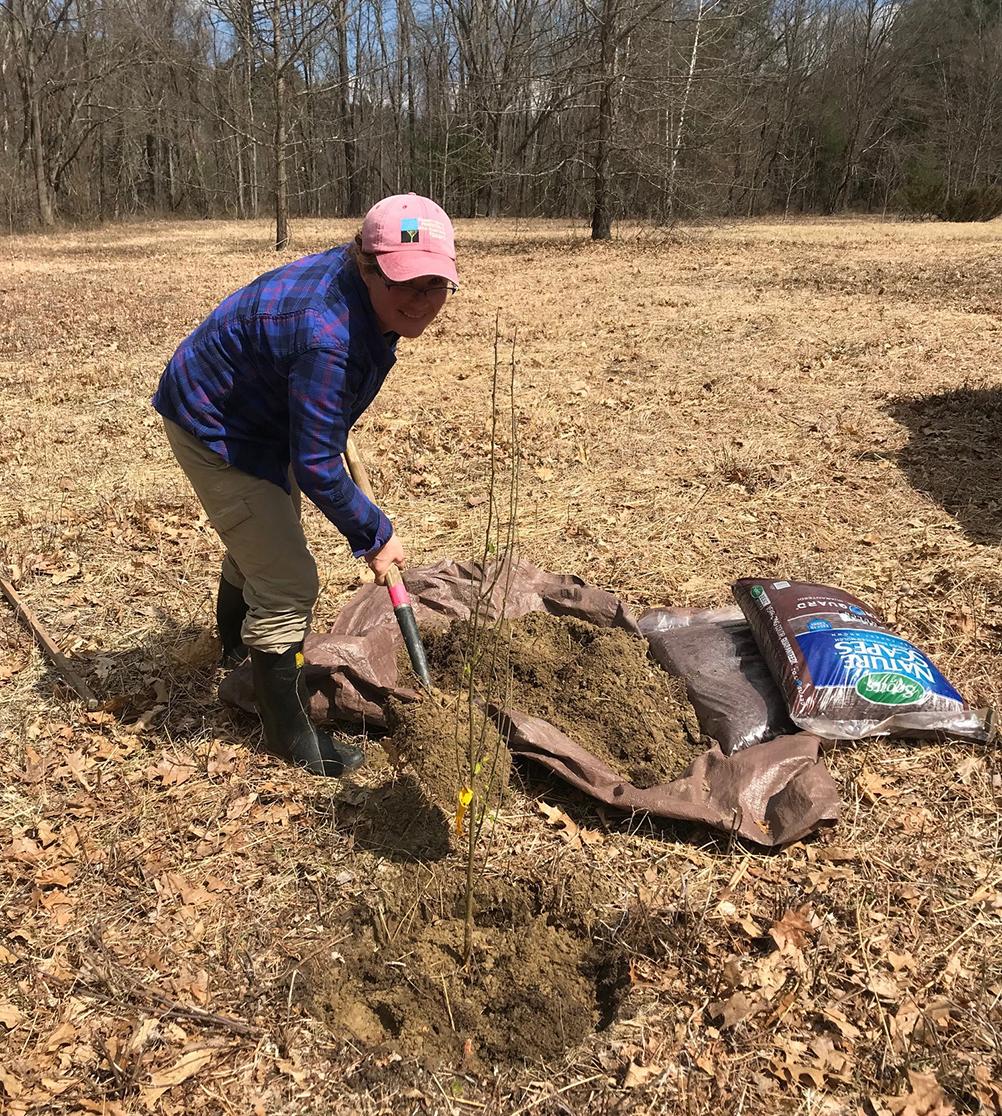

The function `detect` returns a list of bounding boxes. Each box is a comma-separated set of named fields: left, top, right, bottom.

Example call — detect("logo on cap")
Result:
left=401, top=217, right=419, bottom=243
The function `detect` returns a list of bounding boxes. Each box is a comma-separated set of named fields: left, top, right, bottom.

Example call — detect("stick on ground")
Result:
left=0, top=575, right=100, bottom=710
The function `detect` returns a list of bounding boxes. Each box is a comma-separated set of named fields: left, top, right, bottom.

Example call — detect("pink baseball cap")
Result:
left=361, top=193, right=459, bottom=285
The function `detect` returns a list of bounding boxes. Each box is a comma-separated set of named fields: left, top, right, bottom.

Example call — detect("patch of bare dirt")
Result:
left=291, top=874, right=628, bottom=1073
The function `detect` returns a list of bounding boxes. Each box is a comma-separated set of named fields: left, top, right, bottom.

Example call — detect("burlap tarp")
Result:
left=220, top=558, right=840, bottom=846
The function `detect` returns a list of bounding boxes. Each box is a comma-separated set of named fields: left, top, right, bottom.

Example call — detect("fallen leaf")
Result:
left=207, top=744, right=240, bottom=775
left=769, top=907, right=814, bottom=953
left=887, top=950, right=916, bottom=973
left=868, top=972, right=901, bottom=1003
left=56, top=749, right=96, bottom=790
left=0, top=1004, right=23, bottom=1029
left=858, top=766, right=899, bottom=803
left=0, top=1068, right=22, bottom=1099
left=973, top=1065, right=1002, bottom=1114
left=538, top=801, right=578, bottom=836
left=708, top=990, right=766, bottom=1029
left=146, top=1047, right=214, bottom=1094
left=821, top=1005, right=861, bottom=1041
left=40, top=1075, right=73, bottom=1094
left=125, top=705, right=166, bottom=734
left=172, top=969, right=209, bottom=1006
left=35, top=865, right=75, bottom=888
left=276, top=1057, right=308, bottom=1084
left=954, top=756, right=983, bottom=784
left=51, top=562, right=81, bottom=585
left=769, top=1057, right=826, bottom=1089
left=622, top=1060, right=663, bottom=1087
left=127, top=1018, right=160, bottom=1055
left=45, top=1020, right=77, bottom=1050
left=815, top=845, right=857, bottom=862
left=882, top=1070, right=955, bottom=1115
left=82, top=709, right=117, bottom=725
left=536, top=801, right=601, bottom=846
left=147, top=757, right=195, bottom=788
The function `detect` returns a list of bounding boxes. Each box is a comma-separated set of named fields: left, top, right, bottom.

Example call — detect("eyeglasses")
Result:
left=377, top=270, right=458, bottom=299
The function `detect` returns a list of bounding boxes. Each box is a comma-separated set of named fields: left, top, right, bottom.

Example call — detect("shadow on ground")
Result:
left=313, top=772, right=452, bottom=863
left=885, top=386, right=1002, bottom=545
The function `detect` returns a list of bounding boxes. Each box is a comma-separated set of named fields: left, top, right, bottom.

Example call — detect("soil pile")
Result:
left=422, top=611, right=706, bottom=787
left=383, top=692, right=512, bottom=825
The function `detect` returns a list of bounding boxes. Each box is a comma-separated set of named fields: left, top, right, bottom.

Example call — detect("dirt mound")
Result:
left=309, top=611, right=700, bottom=1071
left=290, top=873, right=629, bottom=1072
left=383, top=691, right=512, bottom=824
left=423, top=611, right=706, bottom=787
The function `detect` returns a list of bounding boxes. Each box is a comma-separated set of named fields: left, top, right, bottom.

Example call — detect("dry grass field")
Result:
left=1, top=215, right=1001, bottom=1115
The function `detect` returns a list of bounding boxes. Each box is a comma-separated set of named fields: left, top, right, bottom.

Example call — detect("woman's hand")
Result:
left=367, top=531, right=405, bottom=584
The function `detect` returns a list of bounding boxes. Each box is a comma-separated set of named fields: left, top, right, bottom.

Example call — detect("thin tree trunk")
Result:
left=273, top=0, right=289, bottom=250
left=337, top=4, right=359, bottom=215
left=667, top=0, right=707, bottom=222
left=27, top=80, right=54, bottom=224
left=244, top=0, right=258, bottom=217
left=10, top=0, right=55, bottom=226
left=591, top=0, right=617, bottom=240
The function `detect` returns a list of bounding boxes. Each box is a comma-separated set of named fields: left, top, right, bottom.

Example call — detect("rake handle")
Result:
left=344, top=436, right=432, bottom=690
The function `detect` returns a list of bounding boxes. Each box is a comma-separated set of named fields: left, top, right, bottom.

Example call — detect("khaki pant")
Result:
left=163, top=418, right=318, bottom=653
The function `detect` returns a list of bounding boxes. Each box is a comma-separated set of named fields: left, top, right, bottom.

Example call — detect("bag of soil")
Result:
left=732, top=578, right=989, bottom=742
left=638, top=606, right=795, bottom=754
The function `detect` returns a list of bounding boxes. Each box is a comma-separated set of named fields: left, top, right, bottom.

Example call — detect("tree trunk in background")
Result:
left=666, top=0, right=707, bottom=222
left=9, top=0, right=55, bottom=225
left=0, top=39, right=8, bottom=158
left=244, top=0, right=258, bottom=217
left=336, top=5, right=360, bottom=215
left=26, top=70, right=53, bottom=225
left=273, top=0, right=289, bottom=250
left=144, top=133, right=157, bottom=208
left=591, top=0, right=617, bottom=239
left=400, top=0, right=417, bottom=192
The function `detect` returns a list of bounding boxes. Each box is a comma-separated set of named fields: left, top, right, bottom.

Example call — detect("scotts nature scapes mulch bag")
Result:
left=732, top=578, right=990, bottom=742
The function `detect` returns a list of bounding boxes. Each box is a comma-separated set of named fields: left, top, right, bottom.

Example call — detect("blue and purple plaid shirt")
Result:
left=153, top=244, right=396, bottom=557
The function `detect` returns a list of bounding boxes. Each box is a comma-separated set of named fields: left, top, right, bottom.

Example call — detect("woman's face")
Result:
left=362, top=269, right=451, bottom=338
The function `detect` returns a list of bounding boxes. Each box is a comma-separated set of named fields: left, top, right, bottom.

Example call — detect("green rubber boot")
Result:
left=250, top=643, right=364, bottom=777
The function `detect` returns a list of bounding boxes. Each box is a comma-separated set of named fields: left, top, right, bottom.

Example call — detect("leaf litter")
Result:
left=1, top=218, right=1000, bottom=1112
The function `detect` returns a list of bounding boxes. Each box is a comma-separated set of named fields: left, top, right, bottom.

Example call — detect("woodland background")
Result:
left=4, top=0, right=1002, bottom=241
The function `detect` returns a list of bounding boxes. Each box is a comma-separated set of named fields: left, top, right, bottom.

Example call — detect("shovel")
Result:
left=344, top=435, right=432, bottom=690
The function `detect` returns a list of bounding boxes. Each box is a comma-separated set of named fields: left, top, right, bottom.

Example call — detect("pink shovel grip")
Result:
left=388, top=581, right=410, bottom=609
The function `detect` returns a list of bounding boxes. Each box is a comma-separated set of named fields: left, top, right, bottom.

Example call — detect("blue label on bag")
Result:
left=796, top=628, right=963, bottom=705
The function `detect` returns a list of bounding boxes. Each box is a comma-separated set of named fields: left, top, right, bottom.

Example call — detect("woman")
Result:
left=153, top=194, right=459, bottom=777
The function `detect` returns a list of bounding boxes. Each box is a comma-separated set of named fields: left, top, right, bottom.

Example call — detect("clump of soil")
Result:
left=423, top=611, right=706, bottom=787
left=290, top=874, right=630, bottom=1072
left=383, top=692, right=512, bottom=824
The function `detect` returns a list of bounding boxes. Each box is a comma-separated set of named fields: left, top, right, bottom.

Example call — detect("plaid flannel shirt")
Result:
left=153, top=244, right=396, bottom=557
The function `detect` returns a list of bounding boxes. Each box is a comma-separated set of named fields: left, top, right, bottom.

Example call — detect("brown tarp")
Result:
left=220, top=557, right=840, bottom=846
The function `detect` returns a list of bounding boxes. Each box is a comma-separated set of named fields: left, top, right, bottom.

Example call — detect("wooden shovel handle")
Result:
left=343, top=436, right=431, bottom=689
left=344, top=436, right=400, bottom=588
